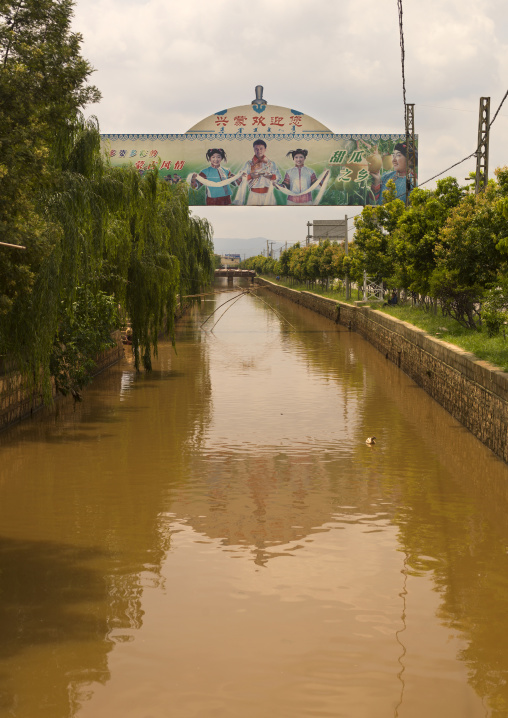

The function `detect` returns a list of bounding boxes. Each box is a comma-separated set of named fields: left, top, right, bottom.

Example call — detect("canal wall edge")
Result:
left=256, top=278, right=508, bottom=463
left=0, top=297, right=196, bottom=433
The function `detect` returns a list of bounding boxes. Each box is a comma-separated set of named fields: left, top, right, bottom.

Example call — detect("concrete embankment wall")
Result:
left=257, top=278, right=508, bottom=463
left=0, top=330, right=124, bottom=432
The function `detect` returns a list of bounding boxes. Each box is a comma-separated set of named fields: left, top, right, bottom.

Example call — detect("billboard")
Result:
left=101, top=92, right=417, bottom=207
left=311, top=220, right=347, bottom=240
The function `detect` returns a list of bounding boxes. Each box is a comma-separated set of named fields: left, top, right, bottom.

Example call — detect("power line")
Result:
left=489, top=88, right=508, bottom=127
left=397, top=0, right=407, bottom=120
left=419, top=103, right=508, bottom=118
left=419, top=89, right=508, bottom=188
left=418, top=153, right=476, bottom=188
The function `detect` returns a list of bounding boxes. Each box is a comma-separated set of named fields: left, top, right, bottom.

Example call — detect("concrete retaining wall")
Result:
left=257, top=278, right=508, bottom=463
left=0, top=330, right=124, bottom=432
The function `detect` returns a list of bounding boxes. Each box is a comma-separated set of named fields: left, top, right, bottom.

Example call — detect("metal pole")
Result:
left=404, top=103, right=416, bottom=205
left=363, top=270, right=367, bottom=301
left=475, top=97, right=490, bottom=194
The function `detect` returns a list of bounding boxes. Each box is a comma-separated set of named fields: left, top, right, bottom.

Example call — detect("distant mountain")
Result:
left=212, top=237, right=277, bottom=259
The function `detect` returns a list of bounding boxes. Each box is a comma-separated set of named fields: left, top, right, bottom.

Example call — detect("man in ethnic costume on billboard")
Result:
left=190, top=148, right=238, bottom=206
left=239, top=139, right=281, bottom=206
left=369, top=142, right=417, bottom=205
left=282, top=149, right=321, bottom=206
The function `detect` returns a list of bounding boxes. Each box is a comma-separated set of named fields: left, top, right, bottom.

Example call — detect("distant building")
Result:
left=221, top=253, right=241, bottom=268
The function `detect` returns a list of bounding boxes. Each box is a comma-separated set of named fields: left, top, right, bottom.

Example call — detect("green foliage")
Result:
left=431, top=183, right=508, bottom=328
left=0, top=0, right=214, bottom=400
left=0, top=0, right=100, bottom=314
left=242, top=254, right=279, bottom=276
left=350, top=180, right=405, bottom=285
left=482, top=284, right=508, bottom=337
left=50, top=286, right=117, bottom=399
left=244, top=241, right=346, bottom=289
left=390, top=177, right=464, bottom=296
left=346, top=168, right=508, bottom=331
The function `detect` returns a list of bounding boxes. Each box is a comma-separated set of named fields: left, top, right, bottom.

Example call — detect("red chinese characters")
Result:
left=174, top=160, right=185, bottom=170
left=270, top=117, right=284, bottom=127
left=215, top=116, right=229, bottom=127
left=234, top=116, right=247, bottom=126
left=289, top=116, right=302, bottom=127
left=252, top=116, right=266, bottom=127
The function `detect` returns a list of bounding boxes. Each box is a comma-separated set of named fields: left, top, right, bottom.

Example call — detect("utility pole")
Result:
left=306, top=221, right=312, bottom=246
left=404, top=103, right=416, bottom=205
left=266, top=240, right=270, bottom=258
left=475, top=97, right=490, bottom=194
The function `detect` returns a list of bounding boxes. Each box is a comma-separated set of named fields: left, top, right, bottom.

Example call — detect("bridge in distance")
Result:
left=214, top=269, right=255, bottom=285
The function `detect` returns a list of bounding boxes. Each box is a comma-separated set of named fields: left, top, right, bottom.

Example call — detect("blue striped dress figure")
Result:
left=191, top=148, right=237, bottom=206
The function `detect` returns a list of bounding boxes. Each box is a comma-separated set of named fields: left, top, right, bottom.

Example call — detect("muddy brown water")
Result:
left=1, top=282, right=508, bottom=718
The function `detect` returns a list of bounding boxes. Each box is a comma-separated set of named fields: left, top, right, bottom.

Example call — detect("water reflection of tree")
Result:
left=0, top=314, right=213, bottom=718
left=250, top=289, right=508, bottom=714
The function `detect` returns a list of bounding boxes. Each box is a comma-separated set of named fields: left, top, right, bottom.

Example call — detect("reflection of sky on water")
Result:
left=197, top=290, right=362, bottom=456
left=0, top=286, right=508, bottom=717
left=119, top=371, right=135, bottom=401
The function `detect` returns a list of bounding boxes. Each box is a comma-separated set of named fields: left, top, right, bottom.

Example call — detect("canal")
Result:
left=1, top=282, right=508, bottom=718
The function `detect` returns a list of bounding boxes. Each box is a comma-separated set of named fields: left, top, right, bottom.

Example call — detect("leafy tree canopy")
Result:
left=0, top=1, right=214, bottom=399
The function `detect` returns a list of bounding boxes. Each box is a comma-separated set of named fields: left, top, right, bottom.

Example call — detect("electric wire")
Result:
left=200, top=289, right=251, bottom=327
left=200, top=286, right=264, bottom=328
left=489, top=88, right=508, bottom=127
left=340, top=87, right=508, bottom=226
left=418, top=88, right=508, bottom=188
left=208, top=291, right=248, bottom=332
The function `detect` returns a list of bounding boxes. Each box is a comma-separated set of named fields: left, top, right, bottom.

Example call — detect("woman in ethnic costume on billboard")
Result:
left=369, top=142, right=417, bottom=205
left=190, top=148, right=238, bottom=206
left=282, top=149, right=321, bottom=206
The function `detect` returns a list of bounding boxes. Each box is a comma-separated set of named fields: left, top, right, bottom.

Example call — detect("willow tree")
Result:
left=0, top=0, right=100, bottom=322
left=0, top=0, right=215, bottom=395
left=3, top=113, right=124, bottom=396
left=118, top=169, right=213, bottom=371
left=0, top=0, right=102, bottom=396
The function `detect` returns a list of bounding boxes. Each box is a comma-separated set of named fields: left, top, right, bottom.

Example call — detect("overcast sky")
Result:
left=72, top=0, right=508, bottom=254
